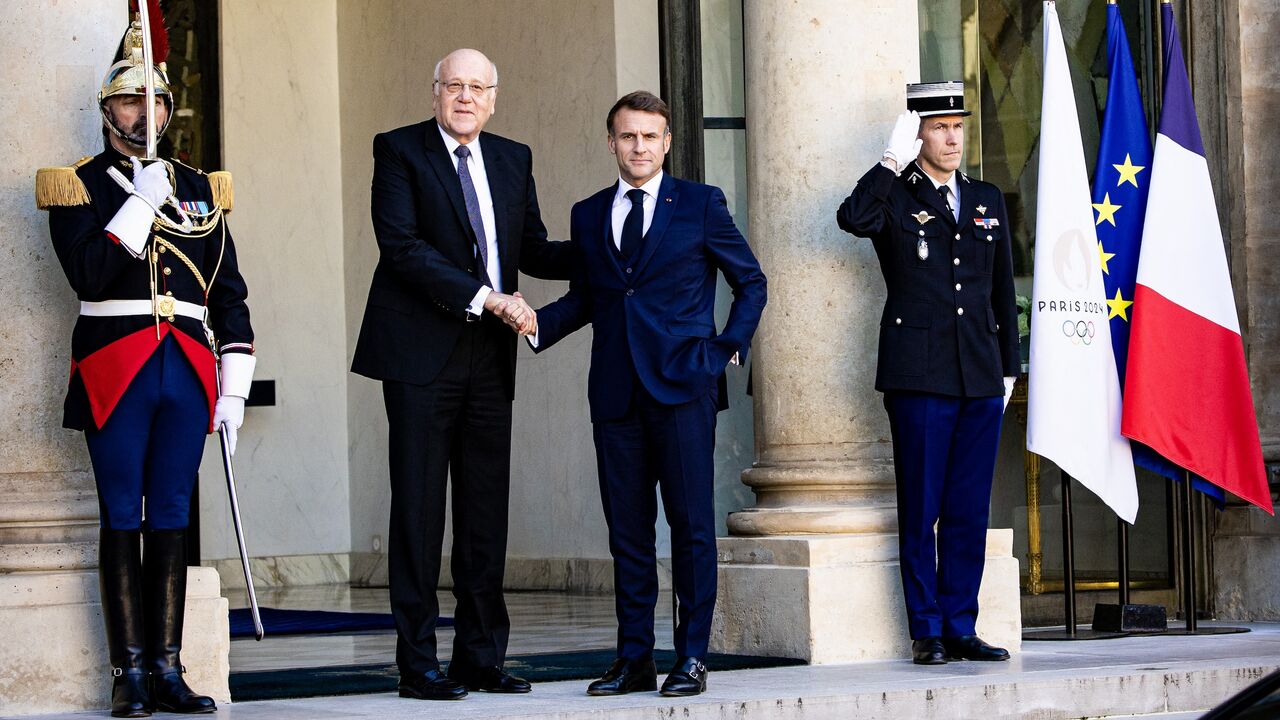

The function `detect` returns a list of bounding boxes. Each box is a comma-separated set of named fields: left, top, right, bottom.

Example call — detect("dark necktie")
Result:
left=454, top=145, right=488, bottom=274
left=938, top=185, right=955, bottom=220
left=620, top=188, right=646, bottom=260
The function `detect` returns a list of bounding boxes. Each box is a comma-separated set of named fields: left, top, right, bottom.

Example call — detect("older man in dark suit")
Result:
left=352, top=48, right=573, bottom=701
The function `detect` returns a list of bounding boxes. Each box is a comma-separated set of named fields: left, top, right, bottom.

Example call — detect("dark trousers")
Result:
left=86, top=335, right=207, bottom=531
left=592, top=383, right=718, bottom=661
left=382, top=322, right=512, bottom=677
left=883, top=391, right=1003, bottom=640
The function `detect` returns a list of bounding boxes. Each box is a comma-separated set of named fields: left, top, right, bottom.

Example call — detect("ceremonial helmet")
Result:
left=98, top=0, right=174, bottom=142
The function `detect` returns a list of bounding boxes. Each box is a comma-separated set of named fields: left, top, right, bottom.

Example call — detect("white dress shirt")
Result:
left=926, top=171, right=960, bottom=223
left=610, top=170, right=664, bottom=250
left=436, top=126, right=501, bottom=316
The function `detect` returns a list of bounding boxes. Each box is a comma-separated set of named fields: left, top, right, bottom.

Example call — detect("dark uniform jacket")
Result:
left=45, top=145, right=254, bottom=431
left=350, top=119, right=575, bottom=399
left=837, top=161, right=1019, bottom=398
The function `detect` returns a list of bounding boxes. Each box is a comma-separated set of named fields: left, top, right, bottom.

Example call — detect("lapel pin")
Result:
left=976, top=204, right=987, bottom=215
left=665, top=197, right=672, bottom=203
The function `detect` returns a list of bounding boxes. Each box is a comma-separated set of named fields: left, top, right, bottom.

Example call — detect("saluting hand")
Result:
left=882, top=111, right=922, bottom=175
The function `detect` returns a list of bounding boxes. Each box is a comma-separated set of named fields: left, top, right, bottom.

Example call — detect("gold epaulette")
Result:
left=34, top=157, right=93, bottom=210
left=207, top=171, right=234, bottom=212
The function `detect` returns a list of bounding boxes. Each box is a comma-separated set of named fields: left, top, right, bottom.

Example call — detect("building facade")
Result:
left=2, top=0, right=1277, bottom=713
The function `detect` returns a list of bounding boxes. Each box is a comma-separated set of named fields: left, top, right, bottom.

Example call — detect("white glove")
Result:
left=130, top=156, right=172, bottom=210
left=1003, top=376, right=1017, bottom=411
left=213, top=395, right=245, bottom=456
left=882, top=111, right=923, bottom=175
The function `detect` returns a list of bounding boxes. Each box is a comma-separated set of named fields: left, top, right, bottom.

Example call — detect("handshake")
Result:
left=484, top=291, right=537, bottom=336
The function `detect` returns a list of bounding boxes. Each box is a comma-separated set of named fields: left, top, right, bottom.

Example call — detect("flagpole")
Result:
left=1179, top=472, right=1197, bottom=631
left=1117, top=519, right=1130, bottom=606
left=1061, top=475, right=1077, bottom=635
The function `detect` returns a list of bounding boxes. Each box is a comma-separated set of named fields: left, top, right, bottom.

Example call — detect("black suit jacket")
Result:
left=351, top=119, right=574, bottom=397
left=837, top=161, right=1019, bottom=398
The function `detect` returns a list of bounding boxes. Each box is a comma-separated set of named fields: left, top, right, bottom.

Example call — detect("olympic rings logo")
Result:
left=1061, top=320, right=1095, bottom=346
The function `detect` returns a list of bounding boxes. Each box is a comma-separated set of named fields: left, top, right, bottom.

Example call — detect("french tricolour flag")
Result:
left=1120, top=3, right=1272, bottom=514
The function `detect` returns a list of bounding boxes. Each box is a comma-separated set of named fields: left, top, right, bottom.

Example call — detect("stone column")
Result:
left=1211, top=0, right=1280, bottom=620
left=0, top=3, right=227, bottom=713
left=710, top=0, right=1021, bottom=663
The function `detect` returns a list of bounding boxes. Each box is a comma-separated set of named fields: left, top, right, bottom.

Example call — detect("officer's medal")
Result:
left=911, top=210, right=934, bottom=260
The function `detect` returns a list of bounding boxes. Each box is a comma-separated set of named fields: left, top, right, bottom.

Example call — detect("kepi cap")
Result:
left=906, top=81, right=970, bottom=117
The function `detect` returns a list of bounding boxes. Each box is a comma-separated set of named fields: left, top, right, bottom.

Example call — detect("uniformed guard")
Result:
left=836, top=81, right=1019, bottom=666
left=36, top=5, right=253, bottom=716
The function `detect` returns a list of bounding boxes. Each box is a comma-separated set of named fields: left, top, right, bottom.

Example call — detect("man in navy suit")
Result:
left=531, top=91, right=766, bottom=697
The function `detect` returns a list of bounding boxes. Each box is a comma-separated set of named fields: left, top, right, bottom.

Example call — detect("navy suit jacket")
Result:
left=534, top=174, right=767, bottom=422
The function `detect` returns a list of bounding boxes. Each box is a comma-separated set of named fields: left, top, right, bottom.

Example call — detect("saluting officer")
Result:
left=836, top=82, right=1019, bottom=666
left=36, top=9, right=253, bottom=717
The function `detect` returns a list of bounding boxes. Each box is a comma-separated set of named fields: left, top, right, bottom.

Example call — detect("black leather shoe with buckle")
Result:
left=587, top=657, right=658, bottom=696
left=449, top=665, right=532, bottom=694
left=911, top=637, right=948, bottom=665
left=398, top=669, right=468, bottom=701
left=943, top=635, right=1010, bottom=661
left=660, top=656, right=708, bottom=697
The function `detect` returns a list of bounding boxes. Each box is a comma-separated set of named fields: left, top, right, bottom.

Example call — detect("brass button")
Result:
left=626, top=289, right=635, bottom=297
left=955, top=283, right=961, bottom=291
left=918, top=230, right=925, bottom=237
left=954, top=233, right=961, bottom=240
left=158, top=246, right=167, bottom=254
left=165, top=290, right=173, bottom=296
left=953, top=258, right=960, bottom=266
left=626, top=268, right=633, bottom=274
left=162, top=267, right=172, bottom=276
left=986, top=234, right=993, bottom=242
left=895, top=318, right=902, bottom=325
left=957, top=307, right=964, bottom=316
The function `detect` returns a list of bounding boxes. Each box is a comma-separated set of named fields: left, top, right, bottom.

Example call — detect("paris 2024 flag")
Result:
left=1120, top=2, right=1273, bottom=514
left=1027, top=1, right=1137, bottom=523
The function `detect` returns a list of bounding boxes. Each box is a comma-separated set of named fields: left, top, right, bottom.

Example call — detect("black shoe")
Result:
left=143, top=530, right=216, bottom=714
left=450, top=665, right=531, bottom=694
left=911, top=637, right=948, bottom=665
left=399, top=669, right=468, bottom=700
left=660, top=656, right=708, bottom=697
left=100, top=529, right=152, bottom=718
left=943, top=635, right=1010, bottom=661
left=586, top=657, right=657, bottom=696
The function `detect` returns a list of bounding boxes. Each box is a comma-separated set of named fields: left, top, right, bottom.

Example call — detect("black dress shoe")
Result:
left=943, top=635, right=1010, bottom=661
left=398, top=669, right=468, bottom=700
left=450, top=665, right=532, bottom=694
left=911, top=637, right=948, bottom=665
left=587, top=657, right=657, bottom=696
left=660, top=657, right=708, bottom=697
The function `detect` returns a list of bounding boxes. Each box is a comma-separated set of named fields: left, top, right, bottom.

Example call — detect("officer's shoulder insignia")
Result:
left=207, top=171, right=234, bottom=212
left=170, top=157, right=206, bottom=175
left=34, top=157, right=94, bottom=209
left=976, top=204, right=987, bottom=215
left=911, top=210, right=935, bottom=225
left=907, top=171, right=922, bottom=185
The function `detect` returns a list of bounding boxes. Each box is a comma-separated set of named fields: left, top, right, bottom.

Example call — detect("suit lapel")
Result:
left=630, top=173, right=677, bottom=278
left=905, top=162, right=956, bottom=229
left=482, top=136, right=513, bottom=276
left=955, top=172, right=977, bottom=235
left=599, top=182, right=626, bottom=281
left=421, top=120, right=472, bottom=240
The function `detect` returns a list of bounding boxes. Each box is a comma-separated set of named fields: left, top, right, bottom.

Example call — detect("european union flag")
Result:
left=1092, top=3, right=1223, bottom=504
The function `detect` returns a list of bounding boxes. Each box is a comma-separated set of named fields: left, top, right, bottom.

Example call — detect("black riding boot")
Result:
left=143, top=529, right=216, bottom=714
left=100, top=528, right=151, bottom=718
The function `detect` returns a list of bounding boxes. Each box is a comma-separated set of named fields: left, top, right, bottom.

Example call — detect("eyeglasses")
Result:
left=435, top=80, right=496, bottom=96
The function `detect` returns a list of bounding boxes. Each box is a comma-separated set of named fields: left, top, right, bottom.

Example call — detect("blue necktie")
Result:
left=620, top=188, right=646, bottom=260
left=454, top=145, right=488, bottom=274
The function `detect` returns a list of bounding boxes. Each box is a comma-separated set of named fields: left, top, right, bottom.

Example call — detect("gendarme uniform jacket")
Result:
left=39, top=145, right=254, bottom=431
left=837, top=160, right=1018, bottom=398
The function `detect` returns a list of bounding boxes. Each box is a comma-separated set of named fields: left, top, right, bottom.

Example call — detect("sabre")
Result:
left=216, top=369, right=264, bottom=641
left=136, top=0, right=158, bottom=160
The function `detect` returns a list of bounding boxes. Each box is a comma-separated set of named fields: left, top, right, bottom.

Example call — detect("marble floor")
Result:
left=228, top=585, right=671, bottom=673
